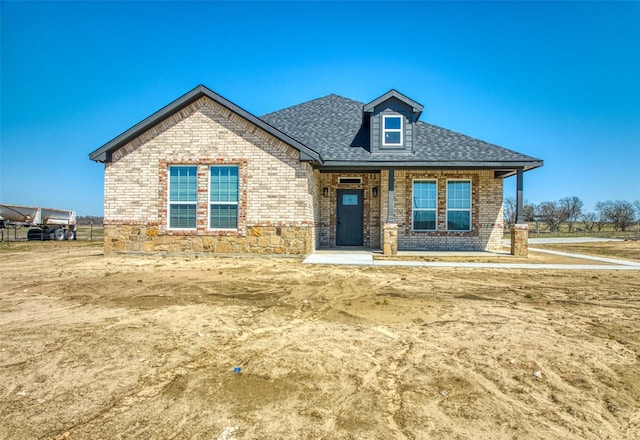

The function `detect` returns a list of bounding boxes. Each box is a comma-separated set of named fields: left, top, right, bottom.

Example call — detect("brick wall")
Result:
left=383, top=169, right=504, bottom=252
left=318, top=172, right=381, bottom=248
left=103, top=97, right=318, bottom=255
left=101, top=96, right=504, bottom=255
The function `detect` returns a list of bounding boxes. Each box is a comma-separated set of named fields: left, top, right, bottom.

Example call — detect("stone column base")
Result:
left=383, top=223, right=398, bottom=256
left=510, top=224, right=529, bottom=257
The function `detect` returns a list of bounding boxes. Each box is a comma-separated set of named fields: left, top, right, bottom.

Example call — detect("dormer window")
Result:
left=364, top=90, right=423, bottom=154
left=383, top=115, right=403, bottom=146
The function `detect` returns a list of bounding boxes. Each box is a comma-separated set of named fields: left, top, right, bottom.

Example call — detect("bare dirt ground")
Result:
left=1, top=242, right=639, bottom=440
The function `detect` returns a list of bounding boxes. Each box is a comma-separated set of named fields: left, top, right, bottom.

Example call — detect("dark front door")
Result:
left=336, top=189, right=364, bottom=246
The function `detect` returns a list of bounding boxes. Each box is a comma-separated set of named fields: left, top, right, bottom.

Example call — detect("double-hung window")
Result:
left=209, top=165, right=239, bottom=229
left=413, top=180, right=437, bottom=231
left=168, top=166, right=197, bottom=229
left=447, top=180, right=471, bottom=231
left=382, top=115, right=403, bottom=146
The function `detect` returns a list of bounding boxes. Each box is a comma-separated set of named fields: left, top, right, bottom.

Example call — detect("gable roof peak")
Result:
left=363, top=89, right=424, bottom=117
left=88, top=84, right=322, bottom=163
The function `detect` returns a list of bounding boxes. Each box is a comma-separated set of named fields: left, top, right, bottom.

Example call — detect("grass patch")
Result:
left=533, top=241, right=640, bottom=261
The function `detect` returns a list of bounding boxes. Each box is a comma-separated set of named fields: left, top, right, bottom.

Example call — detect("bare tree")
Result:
left=581, top=212, right=597, bottom=232
left=523, top=203, right=536, bottom=222
left=503, top=196, right=516, bottom=229
left=559, top=196, right=583, bottom=232
left=76, top=216, right=104, bottom=225
left=537, top=201, right=567, bottom=233
left=596, top=200, right=636, bottom=231
left=594, top=201, right=608, bottom=231
left=531, top=204, right=543, bottom=234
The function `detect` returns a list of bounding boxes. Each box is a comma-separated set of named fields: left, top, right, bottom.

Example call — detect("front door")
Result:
left=336, top=189, right=364, bottom=246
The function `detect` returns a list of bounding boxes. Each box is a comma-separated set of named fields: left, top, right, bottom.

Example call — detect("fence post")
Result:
left=90, top=222, right=93, bottom=242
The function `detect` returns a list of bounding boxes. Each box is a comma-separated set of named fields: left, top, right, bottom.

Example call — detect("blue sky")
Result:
left=1, top=1, right=639, bottom=216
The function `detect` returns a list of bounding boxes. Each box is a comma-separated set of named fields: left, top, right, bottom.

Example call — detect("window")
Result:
left=447, top=180, right=471, bottom=231
left=343, top=194, right=358, bottom=205
left=382, top=115, right=403, bottom=146
left=338, top=177, right=362, bottom=184
left=168, top=166, right=197, bottom=229
left=412, top=180, right=437, bottom=231
left=209, top=165, right=239, bottom=229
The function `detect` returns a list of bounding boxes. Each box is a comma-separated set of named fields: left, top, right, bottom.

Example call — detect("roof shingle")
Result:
left=261, top=94, right=542, bottom=169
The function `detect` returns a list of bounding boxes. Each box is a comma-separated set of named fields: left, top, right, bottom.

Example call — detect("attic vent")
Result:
left=339, top=177, right=362, bottom=184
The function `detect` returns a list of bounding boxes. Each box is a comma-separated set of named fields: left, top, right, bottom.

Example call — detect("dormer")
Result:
left=363, top=90, right=424, bottom=154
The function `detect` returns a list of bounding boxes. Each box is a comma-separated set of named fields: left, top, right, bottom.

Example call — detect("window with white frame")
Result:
left=412, top=180, right=437, bottom=231
left=382, top=115, right=403, bottom=146
left=168, top=166, right=197, bottom=229
left=447, top=180, right=471, bottom=231
left=209, top=165, right=239, bottom=229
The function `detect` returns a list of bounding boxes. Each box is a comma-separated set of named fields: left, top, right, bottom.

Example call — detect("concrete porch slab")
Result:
left=303, top=250, right=374, bottom=266
left=302, top=248, right=640, bottom=270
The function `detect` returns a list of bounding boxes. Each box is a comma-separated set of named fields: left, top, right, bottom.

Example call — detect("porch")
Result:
left=317, top=167, right=530, bottom=256
left=302, top=245, right=640, bottom=270
left=303, top=248, right=510, bottom=266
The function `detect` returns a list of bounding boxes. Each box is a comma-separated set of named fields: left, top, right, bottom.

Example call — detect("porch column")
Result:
left=511, top=168, right=529, bottom=257
left=383, top=169, right=398, bottom=255
left=387, top=168, right=395, bottom=223
left=515, top=168, right=524, bottom=224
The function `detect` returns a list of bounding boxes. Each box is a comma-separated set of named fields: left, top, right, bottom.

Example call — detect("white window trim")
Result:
left=446, top=179, right=472, bottom=232
left=382, top=114, right=403, bottom=147
left=167, top=165, right=197, bottom=230
left=208, top=165, right=239, bottom=231
left=411, top=179, right=438, bottom=232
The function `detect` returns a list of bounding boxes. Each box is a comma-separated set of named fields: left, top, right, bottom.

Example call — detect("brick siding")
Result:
left=102, top=96, right=504, bottom=256
left=103, top=97, right=318, bottom=255
left=381, top=169, right=504, bottom=252
left=319, top=172, right=381, bottom=249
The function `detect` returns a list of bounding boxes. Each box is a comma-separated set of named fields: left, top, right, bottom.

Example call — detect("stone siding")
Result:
left=510, top=224, right=529, bottom=256
left=104, top=224, right=313, bottom=256
left=103, top=97, right=318, bottom=255
left=383, top=223, right=398, bottom=255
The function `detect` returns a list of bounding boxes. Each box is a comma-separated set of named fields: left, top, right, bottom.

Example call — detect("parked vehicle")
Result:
left=0, top=204, right=77, bottom=241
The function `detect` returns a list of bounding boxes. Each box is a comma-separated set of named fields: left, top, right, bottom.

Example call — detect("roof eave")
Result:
left=316, top=160, right=543, bottom=171
left=88, top=85, right=322, bottom=163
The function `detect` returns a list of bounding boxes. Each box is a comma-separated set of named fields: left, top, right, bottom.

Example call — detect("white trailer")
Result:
left=0, top=204, right=77, bottom=241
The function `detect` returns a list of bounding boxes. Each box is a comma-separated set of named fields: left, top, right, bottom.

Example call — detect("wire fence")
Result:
left=505, top=223, right=640, bottom=239
left=0, top=224, right=104, bottom=243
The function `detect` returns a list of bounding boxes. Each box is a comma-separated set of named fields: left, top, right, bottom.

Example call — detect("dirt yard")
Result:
left=1, top=242, right=639, bottom=440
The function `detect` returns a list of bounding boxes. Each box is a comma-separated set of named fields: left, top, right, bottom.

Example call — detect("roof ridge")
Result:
left=261, top=94, right=365, bottom=118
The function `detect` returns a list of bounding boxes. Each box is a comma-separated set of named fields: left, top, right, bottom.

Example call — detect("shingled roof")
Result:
left=90, top=85, right=542, bottom=173
left=261, top=94, right=542, bottom=171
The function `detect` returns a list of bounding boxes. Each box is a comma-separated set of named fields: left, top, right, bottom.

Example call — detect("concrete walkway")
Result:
left=503, top=237, right=625, bottom=245
left=303, top=245, right=640, bottom=270
left=529, top=247, right=640, bottom=267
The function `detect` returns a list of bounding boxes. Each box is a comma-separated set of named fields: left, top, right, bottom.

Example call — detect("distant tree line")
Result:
left=504, top=196, right=640, bottom=233
left=76, top=216, right=104, bottom=225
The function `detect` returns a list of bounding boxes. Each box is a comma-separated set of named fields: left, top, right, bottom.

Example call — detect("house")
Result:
left=89, top=85, right=542, bottom=256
